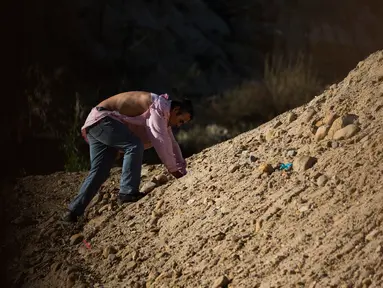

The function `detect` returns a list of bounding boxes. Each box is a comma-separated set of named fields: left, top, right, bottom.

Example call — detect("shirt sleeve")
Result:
left=168, top=127, right=187, bottom=175
left=145, top=101, right=179, bottom=173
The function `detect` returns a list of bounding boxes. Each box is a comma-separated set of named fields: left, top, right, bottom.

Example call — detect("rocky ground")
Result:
left=3, top=50, right=383, bottom=288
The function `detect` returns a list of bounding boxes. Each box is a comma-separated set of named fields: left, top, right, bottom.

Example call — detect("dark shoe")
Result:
left=118, top=193, right=146, bottom=205
left=61, top=210, right=78, bottom=223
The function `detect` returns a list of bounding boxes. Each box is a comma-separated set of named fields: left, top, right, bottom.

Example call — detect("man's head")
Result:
left=169, top=99, right=194, bottom=127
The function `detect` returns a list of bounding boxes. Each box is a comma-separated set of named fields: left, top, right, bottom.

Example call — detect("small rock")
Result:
left=103, top=246, right=118, bottom=258
left=149, top=216, right=160, bottom=226
left=265, top=130, right=274, bottom=141
left=303, top=108, right=316, bottom=122
left=287, top=112, right=297, bottom=123
left=258, top=163, right=274, bottom=175
left=249, top=155, right=258, bottom=163
left=376, top=245, right=382, bottom=253
left=317, top=175, right=328, bottom=187
left=365, top=230, right=380, bottom=241
left=255, top=219, right=263, bottom=233
left=273, top=120, right=282, bottom=128
left=293, top=156, right=317, bottom=172
left=360, top=135, right=369, bottom=143
left=155, top=200, right=164, bottom=211
left=328, top=114, right=358, bottom=138
left=331, top=141, right=339, bottom=148
left=299, top=206, right=309, bottom=213
left=333, top=124, right=360, bottom=140
left=98, top=205, right=109, bottom=214
left=141, top=182, right=157, bottom=194
left=132, top=250, right=139, bottom=261
left=125, top=261, right=137, bottom=271
left=323, top=113, right=338, bottom=126
left=314, top=119, right=324, bottom=127
left=154, top=174, right=168, bottom=185
left=141, top=167, right=149, bottom=178
left=214, top=232, right=226, bottom=241
left=362, top=278, right=372, bottom=287
left=212, top=275, right=230, bottom=288
left=228, top=164, right=240, bottom=173
left=108, top=254, right=117, bottom=262
left=286, top=149, right=297, bottom=158
left=70, top=234, right=84, bottom=245
left=315, top=125, right=330, bottom=141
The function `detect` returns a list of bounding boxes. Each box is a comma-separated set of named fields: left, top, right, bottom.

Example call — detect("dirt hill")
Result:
left=3, top=50, right=383, bottom=288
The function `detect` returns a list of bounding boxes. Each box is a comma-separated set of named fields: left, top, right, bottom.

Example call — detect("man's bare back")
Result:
left=98, top=91, right=153, bottom=117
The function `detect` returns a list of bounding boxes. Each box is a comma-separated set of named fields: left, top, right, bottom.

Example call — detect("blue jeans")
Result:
left=68, top=116, right=144, bottom=216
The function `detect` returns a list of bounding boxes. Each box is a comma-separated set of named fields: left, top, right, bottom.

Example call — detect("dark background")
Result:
left=5, top=0, right=383, bottom=180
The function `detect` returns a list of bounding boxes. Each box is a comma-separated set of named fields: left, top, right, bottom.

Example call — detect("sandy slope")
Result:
left=4, top=50, right=383, bottom=288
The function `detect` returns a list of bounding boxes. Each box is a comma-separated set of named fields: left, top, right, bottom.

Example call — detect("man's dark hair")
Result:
left=171, top=99, right=194, bottom=119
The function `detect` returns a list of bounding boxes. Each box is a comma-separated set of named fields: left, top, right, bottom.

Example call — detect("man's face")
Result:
left=169, top=107, right=191, bottom=128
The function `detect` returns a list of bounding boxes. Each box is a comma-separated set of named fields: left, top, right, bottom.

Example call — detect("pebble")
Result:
left=331, top=141, right=339, bottom=148
left=365, top=229, right=380, bottom=241
left=154, top=174, right=168, bottom=185
left=323, top=113, right=338, bottom=126
left=293, top=156, right=317, bottom=172
left=333, top=124, right=360, bottom=140
left=265, top=130, right=274, bottom=141
left=212, top=275, right=230, bottom=288
left=286, top=149, right=297, bottom=158
left=103, top=246, right=117, bottom=258
left=328, top=114, right=358, bottom=138
left=98, top=205, right=109, bottom=214
left=125, top=261, right=137, bottom=271
left=255, top=219, right=264, bottom=233
left=362, top=278, right=372, bottom=287
left=108, top=254, right=117, bottom=262
left=228, top=164, right=240, bottom=173
left=315, top=125, right=329, bottom=141
left=214, top=232, right=226, bottom=241
left=258, top=163, right=274, bottom=175
left=317, top=175, right=328, bottom=187
left=273, top=120, right=282, bottom=128
left=249, top=155, right=258, bottom=163
left=70, top=234, right=84, bottom=245
left=141, top=182, right=157, bottom=194
left=287, top=112, right=298, bottom=123
left=155, top=200, right=164, bottom=211
left=303, top=108, right=316, bottom=122
left=299, top=206, right=309, bottom=213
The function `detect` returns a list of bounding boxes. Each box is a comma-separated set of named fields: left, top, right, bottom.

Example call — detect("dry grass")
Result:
left=264, top=52, right=323, bottom=114
left=178, top=52, right=324, bottom=154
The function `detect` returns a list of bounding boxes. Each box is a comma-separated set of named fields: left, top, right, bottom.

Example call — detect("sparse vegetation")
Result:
left=177, top=52, right=324, bottom=154
left=61, top=94, right=89, bottom=172
left=264, top=52, right=323, bottom=114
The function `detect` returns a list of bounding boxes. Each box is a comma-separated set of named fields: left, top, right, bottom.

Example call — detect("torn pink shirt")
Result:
left=81, top=93, right=186, bottom=174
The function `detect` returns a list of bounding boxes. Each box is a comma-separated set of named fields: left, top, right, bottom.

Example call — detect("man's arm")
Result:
left=168, top=127, right=187, bottom=175
left=145, top=102, right=182, bottom=175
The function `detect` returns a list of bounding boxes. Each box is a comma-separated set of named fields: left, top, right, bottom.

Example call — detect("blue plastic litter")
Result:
left=279, top=163, right=293, bottom=171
